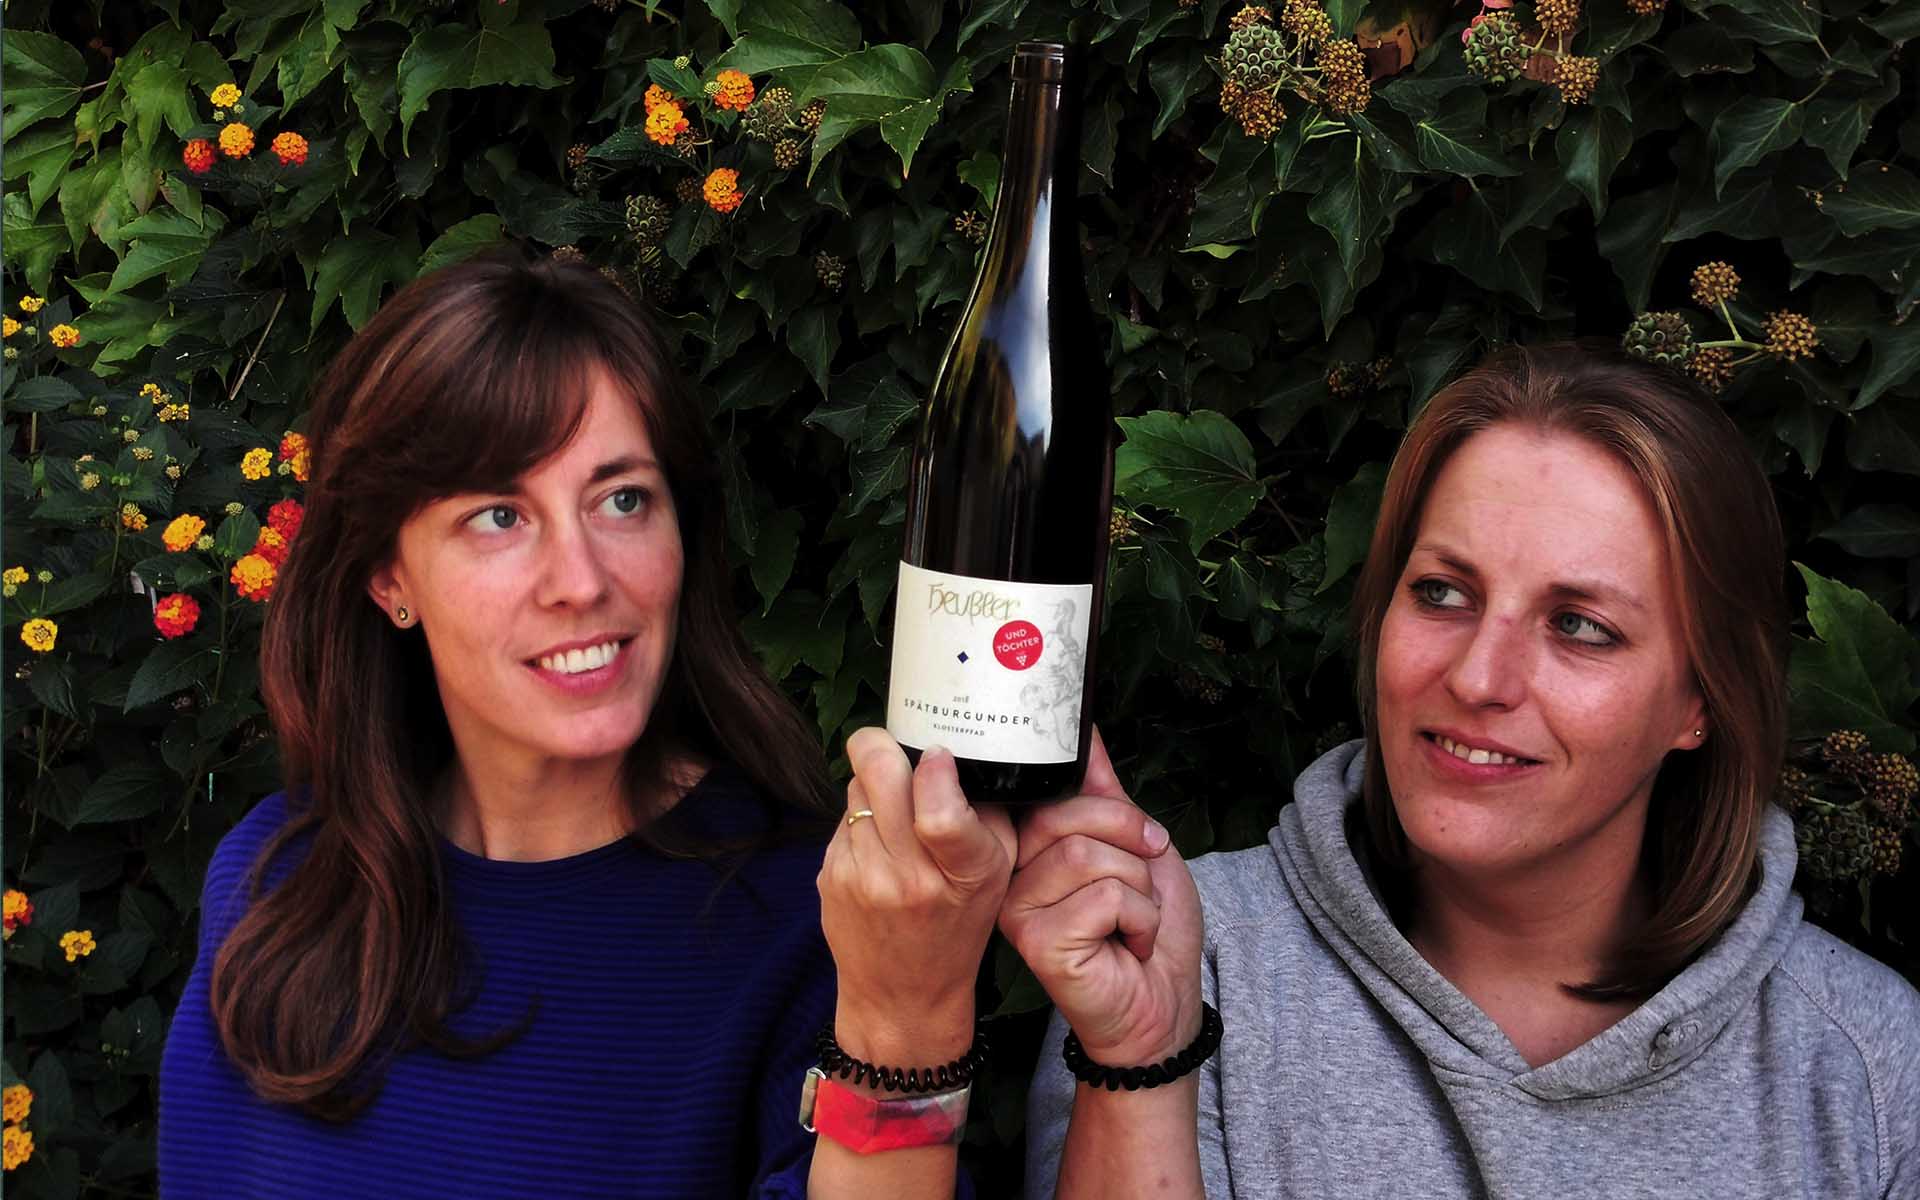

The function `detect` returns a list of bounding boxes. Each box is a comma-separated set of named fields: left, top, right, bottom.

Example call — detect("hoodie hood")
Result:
left=1271, top=740, right=1805, bottom=1101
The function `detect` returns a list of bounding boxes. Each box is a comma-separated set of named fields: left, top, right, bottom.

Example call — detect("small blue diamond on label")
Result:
left=956, top=651, right=969, bottom=663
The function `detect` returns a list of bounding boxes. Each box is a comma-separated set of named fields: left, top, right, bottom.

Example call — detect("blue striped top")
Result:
left=159, top=768, right=838, bottom=1198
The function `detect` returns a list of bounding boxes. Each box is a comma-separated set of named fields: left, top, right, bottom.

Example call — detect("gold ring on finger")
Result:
left=846, top=809, right=876, bottom=827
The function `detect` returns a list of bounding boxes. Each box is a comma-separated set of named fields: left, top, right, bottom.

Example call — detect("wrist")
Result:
left=1075, top=994, right=1205, bottom=1068
left=831, top=996, right=976, bottom=1066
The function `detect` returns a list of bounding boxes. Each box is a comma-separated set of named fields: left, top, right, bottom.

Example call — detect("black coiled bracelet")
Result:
left=813, top=1021, right=990, bottom=1094
left=1061, top=1003, right=1223, bottom=1091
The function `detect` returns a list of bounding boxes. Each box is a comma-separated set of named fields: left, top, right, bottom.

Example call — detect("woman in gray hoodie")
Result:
left=993, top=344, right=1920, bottom=1198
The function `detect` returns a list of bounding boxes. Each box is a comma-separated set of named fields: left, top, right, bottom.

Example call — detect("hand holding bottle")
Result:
left=817, top=728, right=1017, bottom=1057
left=999, top=729, right=1205, bottom=1066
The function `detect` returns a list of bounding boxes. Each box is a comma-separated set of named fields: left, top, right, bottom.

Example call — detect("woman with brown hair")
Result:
left=856, top=342, right=1919, bottom=1197
left=157, top=253, right=987, bottom=1197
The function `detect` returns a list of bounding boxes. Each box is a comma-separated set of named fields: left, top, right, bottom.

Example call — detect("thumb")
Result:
left=1079, top=725, right=1130, bottom=803
left=911, top=747, right=1010, bottom=888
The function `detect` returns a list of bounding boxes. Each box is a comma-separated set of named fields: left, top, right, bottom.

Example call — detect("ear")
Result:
left=1667, top=686, right=1709, bottom=753
left=367, top=559, right=409, bottom=625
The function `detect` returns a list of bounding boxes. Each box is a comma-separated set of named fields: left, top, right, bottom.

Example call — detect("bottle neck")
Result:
left=984, top=73, right=1081, bottom=271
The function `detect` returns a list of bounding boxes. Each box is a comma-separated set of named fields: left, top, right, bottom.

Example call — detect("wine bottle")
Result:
left=885, top=41, right=1113, bottom=805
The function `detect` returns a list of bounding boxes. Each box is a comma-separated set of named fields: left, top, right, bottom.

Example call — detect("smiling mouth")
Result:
left=1424, top=731, right=1539, bottom=767
left=531, top=638, right=631, bottom=676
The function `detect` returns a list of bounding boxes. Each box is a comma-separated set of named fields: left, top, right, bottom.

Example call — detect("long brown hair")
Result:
left=1350, top=341, right=1788, bottom=998
left=212, top=252, right=836, bottom=1120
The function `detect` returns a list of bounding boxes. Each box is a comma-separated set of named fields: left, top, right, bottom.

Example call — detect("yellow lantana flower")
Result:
left=59, top=929, right=95, bottom=962
left=162, top=514, right=207, bottom=552
left=1, top=567, right=26, bottom=587
left=3, top=1125, right=31, bottom=1171
left=19, top=620, right=56, bottom=654
left=2, top=317, right=18, bottom=338
left=240, top=447, right=273, bottom=480
left=210, top=82, right=242, bottom=107
left=17, top=296, right=44, bottom=314
left=48, top=324, right=80, bottom=348
left=2, top=1084, right=30, bottom=1126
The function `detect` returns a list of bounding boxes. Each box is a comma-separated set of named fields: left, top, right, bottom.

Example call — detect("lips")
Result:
left=1423, top=730, right=1540, bottom=766
left=527, top=635, right=633, bottom=676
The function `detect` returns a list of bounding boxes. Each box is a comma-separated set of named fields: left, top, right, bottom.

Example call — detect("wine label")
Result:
left=886, top=561, right=1092, bottom=764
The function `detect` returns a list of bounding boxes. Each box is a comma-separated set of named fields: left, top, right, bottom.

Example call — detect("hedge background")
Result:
left=3, top=0, right=1918, bottom=1194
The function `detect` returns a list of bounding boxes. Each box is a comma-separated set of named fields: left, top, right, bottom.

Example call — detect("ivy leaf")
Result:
left=1707, top=0, right=1823, bottom=45
left=1817, top=505, right=1920, bottom=559
left=1819, top=161, right=1920, bottom=236
left=743, top=590, right=846, bottom=681
left=802, top=47, right=970, bottom=178
left=1115, top=410, right=1267, bottom=551
left=1318, top=462, right=1387, bottom=593
left=1307, top=141, right=1390, bottom=287
left=1558, top=104, right=1633, bottom=219
left=1787, top=563, right=1920, bottom=751
left=1709, top=97, right=1804, bottom=195
left=1413, top=91, right=1521, bottom=179
left=1848, top=400, right=1920, bottom=475
left=419, top=214, right=507, bottom=273
left=713, top=0, right=862, bottom=93
left=395, top=12, right=566, bottom=145
left=1854, top=319, right=1920, bottom=410
left=750, top=508, right=804, bottom=614
left=308, top=228, right=419, bottom=331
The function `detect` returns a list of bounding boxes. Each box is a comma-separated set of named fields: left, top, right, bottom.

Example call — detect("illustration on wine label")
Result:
left=888, top=563, right=1090, bottom=764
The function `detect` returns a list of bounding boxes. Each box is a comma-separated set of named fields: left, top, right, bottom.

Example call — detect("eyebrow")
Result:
left=586, top=455, right=658, bottom=485
left=1411, top=543, right=1647, bottom=613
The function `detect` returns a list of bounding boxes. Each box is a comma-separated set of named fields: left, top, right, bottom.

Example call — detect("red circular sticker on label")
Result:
left=993, top=621, right=1044, bottom=671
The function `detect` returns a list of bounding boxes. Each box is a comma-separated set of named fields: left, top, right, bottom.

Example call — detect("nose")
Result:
left=533, top=515, right=610, bottom=611
left=1443, top=607, right=1528, bottom=711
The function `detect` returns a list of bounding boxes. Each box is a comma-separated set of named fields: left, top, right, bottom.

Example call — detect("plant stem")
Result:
left=226, top=292, right=285, bottom=404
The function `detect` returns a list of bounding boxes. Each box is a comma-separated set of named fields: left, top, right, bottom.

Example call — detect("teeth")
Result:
left=538, top=641, right=621, bottom=675
left=1435, top=734, right=1526, bottom=766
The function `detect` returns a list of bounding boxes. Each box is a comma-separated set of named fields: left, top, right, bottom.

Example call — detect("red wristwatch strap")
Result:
left=801, top=1068, right=970, bottom=1154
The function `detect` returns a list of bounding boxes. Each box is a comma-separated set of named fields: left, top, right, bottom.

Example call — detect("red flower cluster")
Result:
left=154, top=593, right=201, bottom=639
left=268, top=498, right=304, bottom=541
left=182, top=139, right=216, bottom=175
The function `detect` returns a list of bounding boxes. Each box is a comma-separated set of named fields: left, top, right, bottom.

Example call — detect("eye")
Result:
left=465, top=505, right=521, bottom=533
left=1410, top=578, right=1469, bottom=609
left=1553, top=611, right=1616, bottom=646
left=598, top=487, right=648, bottom=518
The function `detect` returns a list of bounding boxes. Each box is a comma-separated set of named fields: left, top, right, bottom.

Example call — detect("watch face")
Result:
left=798, top=1066, right=826, bottom=1132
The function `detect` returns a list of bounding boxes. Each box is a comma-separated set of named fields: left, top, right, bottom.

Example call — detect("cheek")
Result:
left=1375, top=602, right=1450, bottom=709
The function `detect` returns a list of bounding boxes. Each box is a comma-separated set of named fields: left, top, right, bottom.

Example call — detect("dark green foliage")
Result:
left=2, top=0, right=1917, bottom=1194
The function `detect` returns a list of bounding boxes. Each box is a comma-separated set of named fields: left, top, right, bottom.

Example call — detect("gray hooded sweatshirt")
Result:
left=1028, top=742, right=1920, bottom=1199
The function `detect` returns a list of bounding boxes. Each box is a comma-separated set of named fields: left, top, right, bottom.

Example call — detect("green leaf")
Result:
left=1115, top=410, right=1267, bottom=551
left=28, top=657, right=83, bottom=721
left=419, top=214, right=507, bottom=274
left=1318, top=461, right=1386, bottom=593
left=1819, top=162, right=1920, bottom=236
left=743, top=590, right=846, bottom=681
left=1, top=127, right=79, bottom=218
left=1707, top=0, right=1822, bottom=44
left=6, top=376, right=83, bottom=414
left=395, top=14, right=566, bottom=144
left=786, top=303, right=839, bottom=395
left=802, top=48, right=969, bottom=178
left=4, top=191, right=67, bottom=293
left=1709, top=97, right=1804, bottom=195
left=750, top=508, right=804, bottom=614
left=1848, top=401, right=1920, bottom=475
left=1558, top=104, right=1633, bottom=219
left=1816, top=505, right=1920, bottom=559
left=125, top=62, right=200, bottom=147
left=74, top=766, right=170, bottom=825
left=2, top=31, right=87, bottom=135
left=107, top=208, right=223, bottom=294
left=1855, top=320, right=1920, bottom=410
left=1787, top=563, right=1920, bottom=752
left=309, top=229, right=419, bottom=331
left=1413, top=91, right=1521, bottom=179
left=713, top=0, right=862, bottom=92
left=124, top=639, right=213, bottom=711
left=1307, top=141, right=1390, bottom=287
left=213, top=510, right=263, bottom=559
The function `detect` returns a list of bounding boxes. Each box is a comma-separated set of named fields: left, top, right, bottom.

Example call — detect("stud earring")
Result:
left=396, top=606, right=410, bottom=625
left=1693, top=728, right=1704, bottom=739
